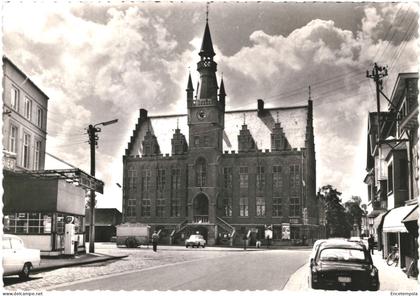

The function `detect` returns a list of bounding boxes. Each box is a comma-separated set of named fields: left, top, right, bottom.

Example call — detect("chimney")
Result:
left=257, top=99, right=265, bottom=117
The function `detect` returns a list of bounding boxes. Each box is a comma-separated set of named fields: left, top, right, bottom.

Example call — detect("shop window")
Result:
left=141, top=199, right=151, bottom=217
left=3, top=213, right=52, bottom=234
left=291, top=225, right=300, bottom=239
left=272, top=197, right=282, bottom=217
left=239, top=166, right=248, bottom=188
left=256, top=197, right=266, bottom=216
left=239, top=197, right=248, bottom=217
left=56, top=214, right=65, bottom=234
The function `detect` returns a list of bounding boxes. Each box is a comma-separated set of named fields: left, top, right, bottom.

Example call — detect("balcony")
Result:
left=193, top=215, right=209, bottom=224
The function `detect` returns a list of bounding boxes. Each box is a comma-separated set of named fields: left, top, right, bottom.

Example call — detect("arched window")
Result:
left=196, top=158, right=207, bottom=187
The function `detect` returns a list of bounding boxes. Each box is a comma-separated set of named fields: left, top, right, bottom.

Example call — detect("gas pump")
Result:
left=64, top=216, right=77, bottom=255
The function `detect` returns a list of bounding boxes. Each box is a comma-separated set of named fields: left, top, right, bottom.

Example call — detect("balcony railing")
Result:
left=193, top=215, right=209, bottom=224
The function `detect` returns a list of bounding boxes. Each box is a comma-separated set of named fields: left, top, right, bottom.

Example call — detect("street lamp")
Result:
left=87, top=118, right=118, bottom=253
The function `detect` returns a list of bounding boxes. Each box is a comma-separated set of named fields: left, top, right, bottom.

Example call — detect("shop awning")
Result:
left=373, top=212, right=387, bottom=229
left=383, top=205, right=417, bottom=233
left=402, top=205, right=418, bottom=223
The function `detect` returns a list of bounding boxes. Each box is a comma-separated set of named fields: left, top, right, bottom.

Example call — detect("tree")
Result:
left=317, top=185, right=352, bottom=238
left=344, top=196, right=364, bottom=235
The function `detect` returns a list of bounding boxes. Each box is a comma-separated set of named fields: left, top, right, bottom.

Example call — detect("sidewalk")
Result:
left=284, top=252, right=419, bottom=291
left=34, top=252, right=128, bottom=273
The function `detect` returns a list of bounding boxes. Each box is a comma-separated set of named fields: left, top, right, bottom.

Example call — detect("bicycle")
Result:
left=406, top=259, right=418, bottom=278
left=386, top=245, right=399, bottom=266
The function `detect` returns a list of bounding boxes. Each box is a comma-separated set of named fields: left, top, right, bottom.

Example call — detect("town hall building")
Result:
left=123, top=19, right=321, bottom=246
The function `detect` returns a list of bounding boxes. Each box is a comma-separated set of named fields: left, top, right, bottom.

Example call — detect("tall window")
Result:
left=223, top=197, right=232, bottom=217
left=157, top=169, right=166, bottom=191
left=400, top=159, right=408, bottom=189
left=272, top=166, right=282, bottom=189
left=239, top=197, right=248, bottom=217
left=289, top=164, right=300, bottom=194
left=171, top=199, right=181, bottom=217
left=37, top=107, right=43, bottom=128
left=11, top=87, right=19, bottom=111
left=24, top=97, right=32, bottom=120
left=256, top=197, right=266, bottom=216
left=194, top=136, right=200, bottom=147
left=9, top=125, right=18, bottom=153
left=196, top=158, right=207, bottom=187
left=141, top=199, right=151, bottom=217
left=257, top=166, right=265, bottom=190
left=127, top=199, right=136, bottom=217
left=387, top=163, right=393, bottom=193
left=22, top=133, right=30, bottom=168
left=223, top=167, right=233, bottom=188
left=272, top=197, right=282, bottom=217
left=127, top=168, right=138, bottom=192
left=289, top=196, right=300, bottom=217
left=156, top=199, right=165, bottom=216
left=239, top=166, right=249, bottom=188
left=142, top=169, right=151, bottom=192
left=34, top=141, right=41, bottom=170
left=171, top=168, right=181, bottom=190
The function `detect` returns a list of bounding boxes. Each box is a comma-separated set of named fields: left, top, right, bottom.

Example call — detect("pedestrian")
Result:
left=152, top=231, right=159, bottom=252
left=368, top=234, right=375, bottom=255
left=256, top=240, right=261, bottom=248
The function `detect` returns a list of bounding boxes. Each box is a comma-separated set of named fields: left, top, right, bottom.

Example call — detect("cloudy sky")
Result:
left=3, top=1, right=418, bottom=210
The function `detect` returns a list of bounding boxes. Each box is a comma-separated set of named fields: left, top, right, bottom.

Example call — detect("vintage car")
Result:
left=185, top=234, right=206, bottom=248
left=310, top=239, right=379, bottom=291
left=2, top=234, right=41, bottom=279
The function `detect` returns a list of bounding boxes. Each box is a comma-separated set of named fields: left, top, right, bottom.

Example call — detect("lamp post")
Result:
left=87, top=119, right=118, bottom=253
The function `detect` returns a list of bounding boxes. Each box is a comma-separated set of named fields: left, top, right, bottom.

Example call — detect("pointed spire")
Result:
left=308, top=85, right=312, bottom=101
left=199, top=9, right=215, bottom=58
left=186, top=71, right=194, bottom=91
left=219, top=76, right=226, bottom=96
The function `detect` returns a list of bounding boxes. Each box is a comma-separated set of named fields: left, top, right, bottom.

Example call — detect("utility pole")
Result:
left=87, top=119, right=118, bottom=253
left=366, top=63, right=388, bottom=141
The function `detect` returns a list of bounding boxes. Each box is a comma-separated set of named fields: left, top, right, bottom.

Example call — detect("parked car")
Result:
left=185, top=234, right=206, bottom=248
left=2, top=234, right=40, bottom=279
left=310, top=239, right=379, bottom=291
left=348, top=237, right=368, bottom=249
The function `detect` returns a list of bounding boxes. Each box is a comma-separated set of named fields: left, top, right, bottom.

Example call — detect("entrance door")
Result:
left=193, top=194, right=209, bottom=223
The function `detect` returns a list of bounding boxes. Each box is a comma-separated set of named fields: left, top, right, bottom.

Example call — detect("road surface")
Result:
left=52, top=249, right=310, bottom=290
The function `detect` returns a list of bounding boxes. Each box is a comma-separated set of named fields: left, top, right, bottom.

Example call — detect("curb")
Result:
left=33, top=255, right=128, bottom=273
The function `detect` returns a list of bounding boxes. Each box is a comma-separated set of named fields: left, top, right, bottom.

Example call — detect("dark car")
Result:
left=310, top=239, right=379, bottom=291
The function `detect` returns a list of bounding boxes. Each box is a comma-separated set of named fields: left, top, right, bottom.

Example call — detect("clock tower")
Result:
left=187, top=19, right=225, bottom=152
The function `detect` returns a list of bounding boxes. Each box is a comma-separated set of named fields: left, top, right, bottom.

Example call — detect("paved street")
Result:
left=4, top=244, right=310, bottom=291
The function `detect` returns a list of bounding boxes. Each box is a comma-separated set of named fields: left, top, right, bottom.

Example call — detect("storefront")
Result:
left=402, top=205, right=419, bottom=271
left=382, top=205, right=417, bottom=268
left=3, top=169, right=103, bottom=256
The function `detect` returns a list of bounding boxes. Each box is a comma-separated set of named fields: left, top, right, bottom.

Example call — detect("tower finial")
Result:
left=276, top=111, right=279, bottom=123
left=177, top=118, right=179, bottom=129
left=206, top=2, right=209, bottom=22
left=308, top=85, right=312, bottom=101
left=243, top=113, right=246, bottom=125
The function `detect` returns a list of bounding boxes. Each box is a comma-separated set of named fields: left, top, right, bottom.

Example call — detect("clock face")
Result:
left=203, top=61, right=211, bottom=67
left=197, top=110, right=206, bottom=120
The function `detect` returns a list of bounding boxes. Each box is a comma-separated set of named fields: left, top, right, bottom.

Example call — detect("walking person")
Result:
left=368, top=234, right=375, bottom=255
left=152, top=231, right=159, bottom=252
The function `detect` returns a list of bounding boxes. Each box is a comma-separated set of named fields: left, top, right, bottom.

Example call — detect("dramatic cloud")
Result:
left=3, top=2, right=418, bottom=208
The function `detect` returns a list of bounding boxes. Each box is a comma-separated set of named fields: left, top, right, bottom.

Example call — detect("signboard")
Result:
left=282, top=223, right=290, bottom=240
left=265, top=229, right=273, bottom=239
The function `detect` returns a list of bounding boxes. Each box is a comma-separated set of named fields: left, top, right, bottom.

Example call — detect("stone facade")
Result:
left=122, top=20, right=320, bottom=246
